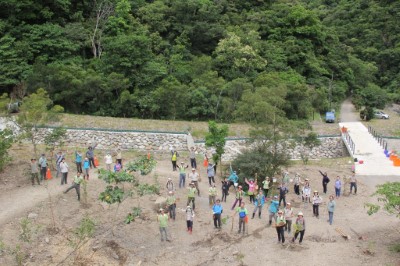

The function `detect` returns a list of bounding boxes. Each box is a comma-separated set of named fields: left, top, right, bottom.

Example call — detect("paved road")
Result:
left=339, top=98, right=359, bottom=122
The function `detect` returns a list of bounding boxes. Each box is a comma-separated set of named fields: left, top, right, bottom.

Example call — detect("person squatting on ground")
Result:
left=30, top=158, right=40, bottom=185
left=268, top=195, right=279, bottom=225
left=335, top=176, right=342, bottom=199
left=327, top=195, right=336, bottom=225
left=312, top=191, right=323, bottom=218
left=209, top=184, right=217, bottom=206
left=231, top=185, right=244, bottom=210
left=63, top=172, right=83, bottom=201
left=245, top=177, right=257, bottom=203
left=166, top=178, right=175, bottom=192
left=221, top=178, right=230, bottom=202
left=302, top=179, right=311, bottom=203
left=157, top=209, right=170, bottom=241
left=234, top=202, right=248, bottom=235
left=60, top=158, right=69, bottom=185
left=186, top=205, right=194, bottom=234
left=278, top=183, right=288, bottom=207
left=38, top=154, right=47, bottom=181
left=275, top=210, right=286, bottom=244
left=350, top=172, right=357, bottom=195
left=212, top=199, right=223, bottom=229
left=171, top=149, right=179, bottom=171
left=284, top=203, right=294, bottom=234
left=115, top=149, right=123, bottom=168
left=187, top=183, right=197, bottom=210
left=292, top=212, right=306, bottom=244
left=293, top=173, right=301, bottom=196
left=166, top=191, right=176, bottom=221
left=189, top=147, right=197, bottom=169
left=252, top=190, right=265, bottom=219
left=75, top=150, right=83, bottom=173
left=262, top=176, right=270, bottom=197
left=188, top=168, right=200, bottom=196
left=177, top=162, right=188, bottom=188
left=319, top=170, right=330, bottom=194
left=83, top=157, right=90, bottom=180
left=207, top=162, right=216, bottom=186
left=114, top=160, right=121, bottom=172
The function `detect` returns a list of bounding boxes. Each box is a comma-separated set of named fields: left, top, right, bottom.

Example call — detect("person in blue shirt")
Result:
left=227, top=164, right=239, bottom=189
left=75, top=150, right=83, bottom=173
left=252, top=190, right=266, bottom=219
left=268, top=195, right=280, bottom=226
left=212, top=199, right=223, bottom=229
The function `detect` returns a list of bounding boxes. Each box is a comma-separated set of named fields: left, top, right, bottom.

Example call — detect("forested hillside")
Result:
left=1, top=0, right=399, bottom=121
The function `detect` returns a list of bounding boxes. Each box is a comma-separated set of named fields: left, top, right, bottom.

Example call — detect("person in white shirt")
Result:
left=104, top=152, right=113, bottom=171
left=188, top=168, right=200, bottom=196
left=60, top=158, right=69, bottom=185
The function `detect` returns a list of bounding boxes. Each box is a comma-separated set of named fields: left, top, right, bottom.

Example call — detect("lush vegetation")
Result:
left=1, top=0, right=399, bottom=121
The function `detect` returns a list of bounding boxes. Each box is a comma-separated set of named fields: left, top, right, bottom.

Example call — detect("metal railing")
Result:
left=342, top=130, right=355, bottom=155
left=368, top=126, right=388, bottom=151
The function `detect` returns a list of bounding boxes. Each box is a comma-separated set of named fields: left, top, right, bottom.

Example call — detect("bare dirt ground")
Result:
left=0, top=145, right=399, bottom=266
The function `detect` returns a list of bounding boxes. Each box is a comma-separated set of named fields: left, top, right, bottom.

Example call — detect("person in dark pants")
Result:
left=189, top=147, right=197, bottom=169
left=166, top=191, right=176, bottom=220
left=293, top=173, right=301, bottom=196
left=60, top=158, right=69, bottom=185
left=234, top=202, right=248, bottom=235
left=171, top=149, right=179, bottom=171
left=212, top=199, right=223, bottom=229
left=30, top=159, right=40, bottom=186
left=312, top=191, right=322, bottom=218
left=292, top=212, right=306, bottom=244
left=349, top=172, right=357, bottom=195
left=38, top=154, right=47, bottom=181
left=86, top=146, right=96, bottom=169
left=221, top=178, right=230, bottom=202
left=64, top=172, right=83, bottom=201
left=319, top=170, right=330, bottom=194
left=75, top=150, right=83, bottom=173
left=278, top=183, right=288, bottom=207
left=275, top=210, right=286, bottom=244
left=207, top=163, right=215, bottom=186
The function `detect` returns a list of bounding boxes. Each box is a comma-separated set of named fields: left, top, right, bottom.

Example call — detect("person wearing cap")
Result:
left=268, top=195, right=279, bottom=225
left=104, top=152, right=113, bottom=171
left=60, top=157, right=69, bottom=185
left=302, top=179, right=311, bottom=203
left=171, top=148, right=179, bottom=171
left=245, top=175, right=257, bottom=203
left=327, top=195, right=336, bottom=225
left=208, top=183, right=217, bottom=206
left=207, top=162, right=216, bottom=186
left=185, top=205, right=195, bottom=234
left=231, top=185, right=244, bottom=210
left=187, top=183, right=197, bottom=210
left=292, top=212, right=306, bottom=244
left=234, top=202, right=248, bottom=235
left=221, top=178, right=230, bottom=202
left=284, top=203, right=294, bottom=234
left=38, top=153, right=47, bottom=181
left=262, top=176, right=270, bottom=197
left=166, top=178, right=175, bottom=192
left=30, top=158, right=40, bottom=186
left=63, top=171, right=83, bottom=201
left=157, top=209, right=170, bottom=241
left=278, top=183, right=288, bottom=207
left=212, top=199, right=223, bottom=229
left=177, top=162, right=189, bottom=188
left=335, top=176, right=342, bottom=199
left=252, top=190, right=265, bottom=219
left=166, top=191, right=176, bottom=221
left=312, top=191, right=323, bottom=218
left=319, top=170, right=330, bottom=194
left=293, top=173, right=301, bottom=196
left=188, top=168, right=200, bottom=196
left=189, top=147, right=197, bottom=169
left=275, top=210, right=286, bottom=244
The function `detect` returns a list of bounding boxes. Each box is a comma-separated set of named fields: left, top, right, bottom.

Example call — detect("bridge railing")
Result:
left=368, top=126, right=388, bottom=151
left=341, top=127, right=355, bottom=156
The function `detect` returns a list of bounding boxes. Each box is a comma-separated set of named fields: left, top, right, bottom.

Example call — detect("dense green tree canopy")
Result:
left=1, top=0, right=398, bottom=120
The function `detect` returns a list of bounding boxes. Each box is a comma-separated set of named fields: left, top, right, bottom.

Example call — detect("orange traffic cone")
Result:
left=94, top=156, right=99, bottom=167
left=46, top=168, right=52, bottom=180
left=147, top=152, right=151, bottom=160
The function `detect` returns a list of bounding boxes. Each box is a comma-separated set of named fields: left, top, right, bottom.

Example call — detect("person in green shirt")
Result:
left=262, top=177, right=270, bottom=197
left=30, top=158, right=40, bottom=186
left=157, top=209, right=170, bottom=241
left=275, top=210, right=286, bottom=244
left=63, top=172, right=84, bottom=201
left=234, top=202, right=248, bottom=235
left=166, top=191, right=176, bottom=221
left=208, top=183, right=217, bottom=206
left=231, top=185, right=243, bottom=210
left=187, top=183, right=197, bottom=210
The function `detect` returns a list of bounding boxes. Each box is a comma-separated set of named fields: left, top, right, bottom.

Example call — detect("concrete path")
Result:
left=339, top=98, right=360, bottom=122
left=339, top=121, right=400, bottom=176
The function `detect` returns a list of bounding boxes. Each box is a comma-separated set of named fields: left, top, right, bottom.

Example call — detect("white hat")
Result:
left=181, top=161, right=184, bottom=164
left=192, top=168, right=196, bottom=171
left=168, top=178, right=172, bottom=180
left=298, top=212, right=303, bottom=216
left=187, top=205, right=191, bottom=209
left=169, top=191, right=173, bottom=194
left=278, top=210, right=283, bottom=214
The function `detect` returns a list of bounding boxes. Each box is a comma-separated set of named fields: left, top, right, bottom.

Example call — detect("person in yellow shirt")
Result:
left=63, top=172, right=84, bottom=201
left=157, top=209, right=170, bottom=242
left=187, top=183, right=197, bottom=210
left=275, top=210, right=286, bottom=244
left=208, top=183, right=217, bottom=206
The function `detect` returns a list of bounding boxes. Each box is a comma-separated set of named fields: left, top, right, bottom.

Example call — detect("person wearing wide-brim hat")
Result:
left=157, top=208, right=170, bottom=242
left=166, top=177, right=175, bottom=192
left=312, top=190, right=323, bottom=218
left=187, top=182, right=197, bottom=210
left=177, top=161, right=189, bottom=188
left=166, top=191, right=177, bottom=221
left=292, top=212, right=306, bottom=244
left=275, top=210, right=286, bottom=244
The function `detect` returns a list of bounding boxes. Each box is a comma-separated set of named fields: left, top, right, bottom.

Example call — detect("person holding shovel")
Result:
left=292, top=212, right=306, bottom=244
left=233, top=202, right=248, bottom=235
left=231, top=185, right=244, bottom=210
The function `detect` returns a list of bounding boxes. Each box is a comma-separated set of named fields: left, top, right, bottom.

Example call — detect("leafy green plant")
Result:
left=366, top=182, right=400, bottom=217
left=125, top=207, right=142, bottom=224
left=0, top=128, right=13, bottom=172
left=98, top=169, right=137, bottom=184
left=12, top=244, right=25, bottom=266
left=125, top=156, right=157, bottom=175
left=44, top=127, right=67, bottom=169
left=137, top=183, right=160, bottom=196
left=99, top=186, right=124, bottom=204
left=19, top=218, right=34, bottom=243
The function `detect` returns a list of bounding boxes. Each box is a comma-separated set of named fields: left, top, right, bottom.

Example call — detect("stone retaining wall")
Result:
left=33, top=128, right=347, bottom=161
